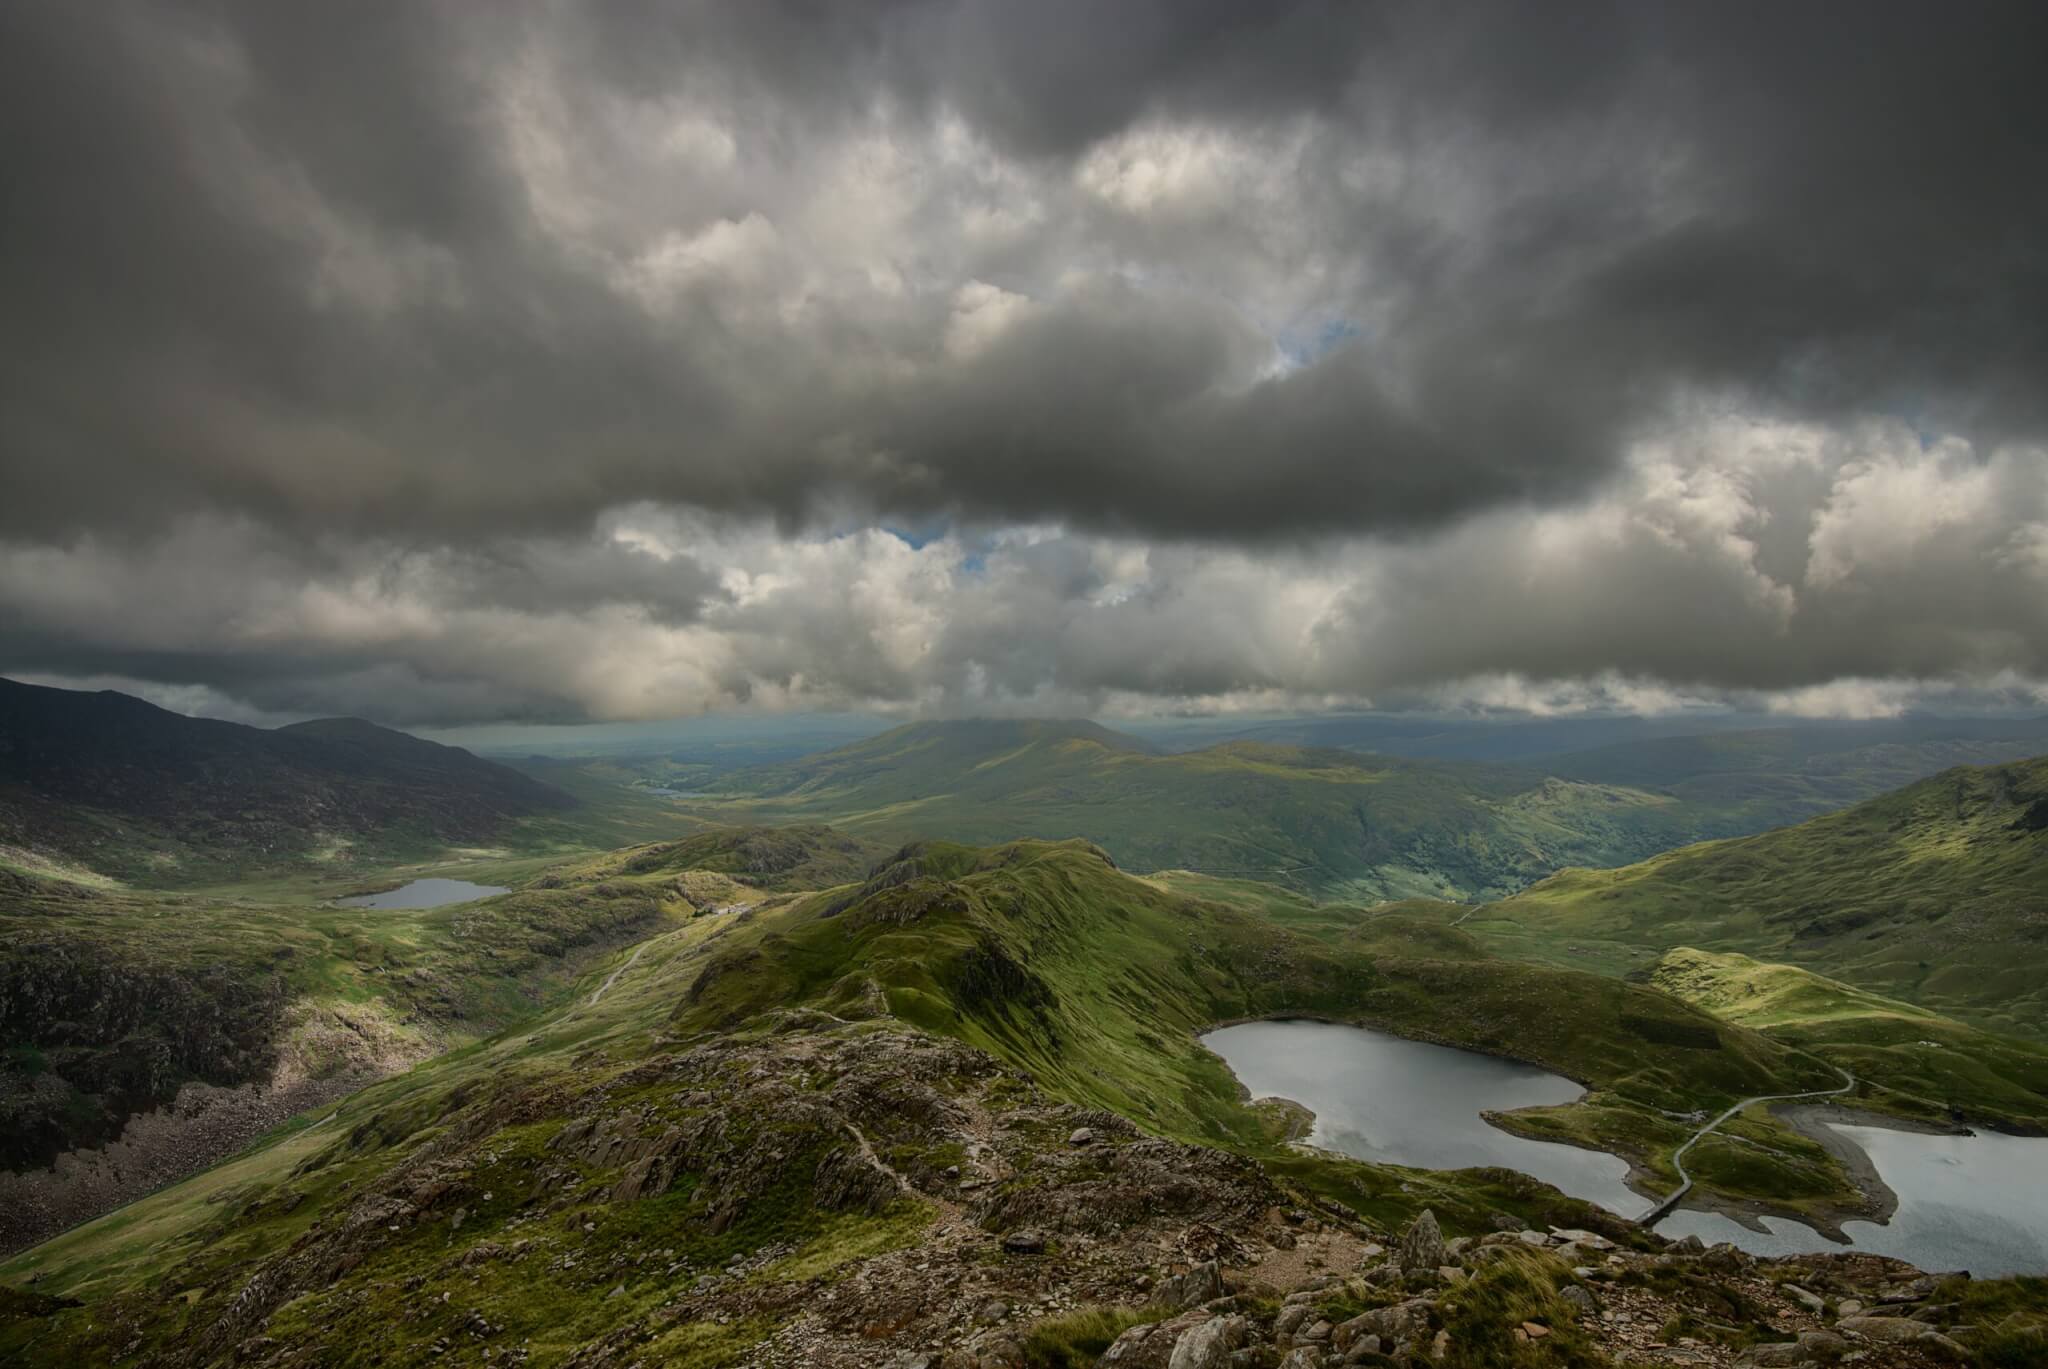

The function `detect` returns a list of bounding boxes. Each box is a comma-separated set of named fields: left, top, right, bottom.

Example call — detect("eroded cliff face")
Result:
left=0, top=936, right=290, bottom=1171
left=0, top=998, right=434, bottom=1255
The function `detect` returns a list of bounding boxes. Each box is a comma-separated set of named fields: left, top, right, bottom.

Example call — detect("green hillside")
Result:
left=3, top=830, right=1886, bottom=1367
left=1650, top=947, right=2048, bottom=1133
left=688, top=719, right=1733, bottom=903
left=1466, top=757, right=2048, bottom=1038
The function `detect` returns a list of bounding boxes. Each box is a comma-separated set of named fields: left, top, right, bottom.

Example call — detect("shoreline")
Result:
left=1196, top=1014, right=1971, bottom=1243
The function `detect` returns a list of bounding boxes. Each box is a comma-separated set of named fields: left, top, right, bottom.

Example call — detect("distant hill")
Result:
left=1478, top=756, right=2048, bottom=1038
left=692, top=719, right=1749, bottom=902
left=1540, top=717, right=2048, bottom=820
left=0, top=678, right=573, bottom=882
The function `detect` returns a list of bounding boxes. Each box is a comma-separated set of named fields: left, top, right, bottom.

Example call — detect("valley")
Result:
left=3, top=688, right=2046, bottom=1368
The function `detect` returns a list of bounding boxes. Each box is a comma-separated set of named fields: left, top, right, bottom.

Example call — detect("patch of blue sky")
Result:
left=1270, top=317, right=1363, bottom=374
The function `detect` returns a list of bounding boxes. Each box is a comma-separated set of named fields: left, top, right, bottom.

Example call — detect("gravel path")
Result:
left=587, top=941, right=648, bottom=1006
left=1643, top=1066, right=1856, bottom=1223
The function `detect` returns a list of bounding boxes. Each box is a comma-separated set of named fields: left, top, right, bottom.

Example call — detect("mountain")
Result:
left=0, top=678, right=574, bottom=882
left=13, top=832, right=1964, bottom=1369
left=690, top=719, right=1821, bottom=903
left=1472, top=756, right=2048, bottom=1039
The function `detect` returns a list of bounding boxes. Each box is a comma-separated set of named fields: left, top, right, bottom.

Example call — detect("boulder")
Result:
left=1837, top=1315, right=1923, bottom=1344
left=1000, top=1229, right=1046, bottom=1255
left=1166, top=1315, right=1246, bottom=1369
left=1339, top=1333, right=1382, bottom=1361
left=1796, top=1330, right=1849, bottom=1361
left=1911, top=1331, right=1972, bottom=1362
left=1335, top=1298, right=1433, bottom=1350
left=1399, top=1209, right=1447, bottom=1271
left=1100, top=1313, right=1209, bottom=1368
left=1878, top=1276, right=1937, bottom=1304
left=1548, top=1228, right=1613, bottom=1250
left=1069, top=1127, right=1097, bottom=1146
left=1783, top=1284, right=1825, bottom=1315
left=1278, top=1351, right=1325, bottom=1369
left=1158, top=1259, right=1227, bottom=1310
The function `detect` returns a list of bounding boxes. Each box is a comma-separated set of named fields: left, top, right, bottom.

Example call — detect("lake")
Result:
left=1204, top=1018, right=2048, bottom=1276
left=1202, top=1019, right=1650, bottom=1217
left=1655, top=1123, right=2048, bottom=1277
left=337, top=878, right=509, bottom=909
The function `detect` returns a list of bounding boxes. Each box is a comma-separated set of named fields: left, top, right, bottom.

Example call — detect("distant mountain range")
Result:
left=685, top=715, right=2048, bottom=904
left=0, top=678, right=573, bottom=882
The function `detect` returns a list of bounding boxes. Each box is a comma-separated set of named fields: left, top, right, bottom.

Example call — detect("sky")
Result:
left=2, top=1, right=2046, bottom=728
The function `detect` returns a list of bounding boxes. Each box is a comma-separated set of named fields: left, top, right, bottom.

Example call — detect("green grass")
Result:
left=4, top=821, right=2030, bottom=1366
left=1018, top=1304, right=1164, bottom=1366
left=1471, top=757, right=2048, bottom=1037
left=1649, top=948, right=2048, bottom=1130
left=657, top=836, right=1852, bottom=1233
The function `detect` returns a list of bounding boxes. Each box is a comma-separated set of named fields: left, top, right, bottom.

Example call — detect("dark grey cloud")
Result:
left=3, top=2, right=2047, bottom=724
left=3, top=0, right=2043, bottom=549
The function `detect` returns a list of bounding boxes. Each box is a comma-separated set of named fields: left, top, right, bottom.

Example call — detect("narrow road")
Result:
left=587, top=942, right=647, bottom=1007
left=1641, top=1066, right=1856, bottom=1224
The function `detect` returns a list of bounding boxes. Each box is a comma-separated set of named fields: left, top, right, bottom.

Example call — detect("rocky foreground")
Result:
left=1071, top=1216, right=1979, bottom=1369
left=5, top=1017, right=2035, bottom=1367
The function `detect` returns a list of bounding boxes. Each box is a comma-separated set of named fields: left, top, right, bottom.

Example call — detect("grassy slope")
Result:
left=1465, top=757, right=2048, bottom=1037
left=666, top=838, right=1854, bottom=1226
left=1651, top=947, right=2048, bottom=1132
left=688, top=720, right=1720, bottom=903
left=5, top=837, right=1855, bottom=1330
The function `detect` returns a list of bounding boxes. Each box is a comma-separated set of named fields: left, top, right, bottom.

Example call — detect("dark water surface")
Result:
left=1204, top=1019, right=2048, bottom=1275
left=337, top=877, right=509, bottom=909
left=1202, top=1019, right=1649, bottom=1217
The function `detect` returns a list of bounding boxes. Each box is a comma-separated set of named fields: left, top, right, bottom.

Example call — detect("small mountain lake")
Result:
left=1204, top=1019, right=2048, bottom=1276
left=1202, top=1019, right=1650, bottom=1218
left=336, top=878, right=509, bottom=909
left=1655, top=1123, right=2048, bottom=1277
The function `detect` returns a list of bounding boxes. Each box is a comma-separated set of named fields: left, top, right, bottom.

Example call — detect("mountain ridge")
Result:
left=0, top=678, right=574, bottom=882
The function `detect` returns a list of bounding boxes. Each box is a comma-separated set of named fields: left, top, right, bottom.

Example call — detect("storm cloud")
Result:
left=2, top=1, right=2045, bottom=722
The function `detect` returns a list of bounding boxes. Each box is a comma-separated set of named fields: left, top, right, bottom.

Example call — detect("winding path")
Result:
left=1642, top=1066, right=1856, bottom=1224
left=587, top=941, right=648, bottom=1007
